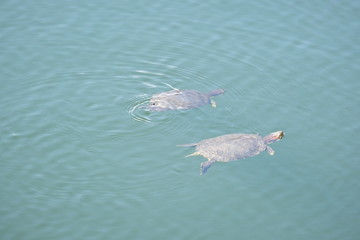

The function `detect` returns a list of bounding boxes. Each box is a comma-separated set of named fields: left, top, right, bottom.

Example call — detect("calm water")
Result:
left=1, top=0, right=359, bottom=239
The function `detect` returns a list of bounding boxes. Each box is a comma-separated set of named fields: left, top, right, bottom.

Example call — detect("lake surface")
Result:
left=1, top=0, right=359, bottom=239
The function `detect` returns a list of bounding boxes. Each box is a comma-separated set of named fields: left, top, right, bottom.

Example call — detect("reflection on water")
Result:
left=127, top=94, right=151, bottom=123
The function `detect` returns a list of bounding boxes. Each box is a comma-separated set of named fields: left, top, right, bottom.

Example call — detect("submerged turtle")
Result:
left=146, top=88, right=225, bottom=111
left=179, top=131, right=284, bottom=175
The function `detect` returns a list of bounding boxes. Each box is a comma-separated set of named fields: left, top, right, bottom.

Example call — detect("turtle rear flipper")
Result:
left=200, top=160, right=216, bottom=175
left=177, top=143, right=198, bottom=147
left=185, top=152, right=200, bottom=158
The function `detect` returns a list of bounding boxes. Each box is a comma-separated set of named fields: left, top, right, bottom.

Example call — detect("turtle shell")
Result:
left=148, top=89, right=212, bottom=111
left=195, top=133, right=267, bottom=162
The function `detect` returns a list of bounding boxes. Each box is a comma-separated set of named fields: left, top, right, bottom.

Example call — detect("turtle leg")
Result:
left=185, top=152, right=200, bottom=158
left=200, top=160, right=216, bottom=175
left=266, top=146, right=275, bottom=155
left=210, top=99, right=217, bottom=108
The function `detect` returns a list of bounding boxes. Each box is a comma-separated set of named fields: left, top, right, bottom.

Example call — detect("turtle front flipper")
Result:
left=200, top=160, right=216, bottom=175
left=266, top=146, right=275, bottom=155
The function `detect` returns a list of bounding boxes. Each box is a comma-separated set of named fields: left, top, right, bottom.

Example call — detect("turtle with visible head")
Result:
left=178, top=131, right=285, bottom=175
left=145, top=88, right=225, bottom=111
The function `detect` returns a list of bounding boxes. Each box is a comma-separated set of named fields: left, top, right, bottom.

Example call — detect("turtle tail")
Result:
left=207, top=89, right=225, bottom=97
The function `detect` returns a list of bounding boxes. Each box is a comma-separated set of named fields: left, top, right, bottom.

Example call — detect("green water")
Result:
left=1, top=0, right=359, bottom=239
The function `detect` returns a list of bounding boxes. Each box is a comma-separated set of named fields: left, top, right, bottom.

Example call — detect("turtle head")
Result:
left=144, top=97, right=173, bottom=112
left=263, top=131, right=284, bottom=144
left=207, top=89, right=225, bottom=97
left=145, top=101, right=167, bottom=112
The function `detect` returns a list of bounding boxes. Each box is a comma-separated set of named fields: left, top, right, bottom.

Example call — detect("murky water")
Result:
left=1, top=0, right=359, bottom=239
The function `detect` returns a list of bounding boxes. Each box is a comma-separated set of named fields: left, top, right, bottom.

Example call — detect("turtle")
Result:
left=145, top=88, right=225, bottom=111
left=178, top=131, right=285, bottom=175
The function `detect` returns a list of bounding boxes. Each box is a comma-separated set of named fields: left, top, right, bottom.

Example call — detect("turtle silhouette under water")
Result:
left=178, top=131, right=285, bottom=175
left=145, top=88, right=225, bottom=111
